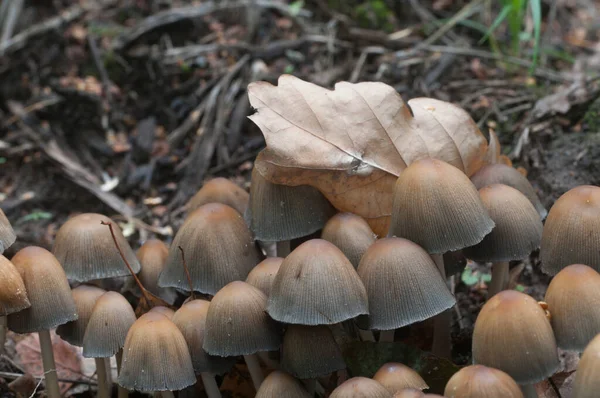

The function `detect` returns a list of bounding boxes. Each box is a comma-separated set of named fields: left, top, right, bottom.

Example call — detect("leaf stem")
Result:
left=178, top=246, right=196, bottom=300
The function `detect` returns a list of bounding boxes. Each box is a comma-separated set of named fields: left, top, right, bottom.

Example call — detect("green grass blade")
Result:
left=529, top=0, right=542, bottom=72
left=478, top=3, right=513, bottom=44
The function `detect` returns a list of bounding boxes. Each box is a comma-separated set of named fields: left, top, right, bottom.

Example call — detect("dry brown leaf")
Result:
left=249, top=75, right=489, bottom=235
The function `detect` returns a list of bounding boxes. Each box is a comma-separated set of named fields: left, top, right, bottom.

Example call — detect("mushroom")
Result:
left=444, top=365, right=523, bottom=398
left=255, top=371, right=311, bottom=398
left=56, top=285, right=106, bottom=346
left=394, top=389, right=426, bottom=398
left=203, top=281, right=281, bottom=391
left=172, top=299, right=235, bottom=398
left=463, top=184, right=542, bottom=296
left=83, top=291, right=136, bottom=398
left=388, top=158, right=494, bottom=358
left=540, top=185, right=600, bottom=275
left=118, top=312, right=196, bottom=395
left=148, top=305, right=175, bottom=319
left=470, top=163, right=547, bottom=219
left=158, top=203, right=260, bottom=295
left=187, top=177, right=249, bottom=215
left=321, top=213, right=376, bottom=269
left=247, top=167, right=335, bottom=256
left=544, top=264, right=600, bottom=351
left=357, top=238, right=455, bottom=342
left=7, top=247, right=78, bottom=398
left=329, top=377, right=392, bottom=398
left=472, top=290, right=559, bottom=397
left=372, top=363, right=428, bottom=395
left=573, top=333, right=600, bottom=398
left=281, top=325, right=345, bottom=394
left=0, top=254, right=30, bottom=352
left=134, top=239, right=176, bottom=304
left=267, top=239, right=368, bottom=325
left=245, top=257, right=283, bottom=296
left=52, top=213, right=141, bottom=282
left=0, top=208, right=16, bottom=254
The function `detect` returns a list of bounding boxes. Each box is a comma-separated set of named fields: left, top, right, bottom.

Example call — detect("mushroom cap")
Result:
left=267, top=239, right=368, bottom=325
left=187, top=177, right=249, bottom=215
left=255, top=371, right=311, bottom=398
left=118, top=312, right=195, bottom=392
left=83, top=291, right=136, bottom=358
left=56, top=285, right=106, bottom=346
left=149, top=306, right=175, bottom=319
left=136, top=240, right=175, bottom=303
left=471, top=163, right=547, bottom=219
left=388, top=159, right=494, bottom=254
left=171, top=299, right=235, bottom=375
left=0, top=209, right=16, bottom=254
left=444, top=365, right=523, bottom=398
left=321, top=213, right=376, bottom=269
left=472, top=290, right=559, bottom=384
left=281, top=325, right=345, bottom=379
left=7, top=247, right=77, bottom=333
left=159, top=203, right=260, bottom=294
left=0, top=255, right=30, bottom=316
left=541, top=185, right=600, bottom=275
left=463, top=184, right=543, bottom=262
left=372, top=363, right=428, bottom=394
left=245, top=257, right=283, bottom=296
left=394, top=389, right=425, bottom=398
left=247, top=167, right=335, bottom=241
left=52, top=213, right=141, bottom=282
left=573, top=333, right=600, bottom=398
left=357, top=238, right=455, bottom=330
left=203, top=281, right=281, bottom=356
left=330, top=377, right=392, bottom=398
left=544, top=264, right=600, bottom=351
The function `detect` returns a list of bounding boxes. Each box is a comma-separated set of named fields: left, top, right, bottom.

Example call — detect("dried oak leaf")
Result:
left=248, top=75, right=489, bottom=235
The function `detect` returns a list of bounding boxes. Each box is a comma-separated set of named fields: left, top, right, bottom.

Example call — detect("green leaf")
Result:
left=289, top=0, right=304, bottom=17
left=515, top=284, right=526, bottom=292
left=342, top=341, right=461, bottom=394
left=461, top=268, right=479, bottom=286
left=479, top=4, right=513, bottom=44
left=20, top=211, right=53, bottom=223
left=529, top=0, right=542, bottom=72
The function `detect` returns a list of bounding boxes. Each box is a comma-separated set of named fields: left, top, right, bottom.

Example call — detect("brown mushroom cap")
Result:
left=573, top=333, right=600, bottom=398
left=187, top=177, right=249, bottom=215
left=463, top=184, right=542, bottom=262
left=118, top=312, right=196, bottom=392
left=0, top=209, right=16, bottom=254
left=159, top=203, right=261, bottom=295
left=372, top=363, right=428, bottom=394
left=357, top=238, right=455, bottom=330
left=255, top=371, right=311, bottom=398
left=471, top=163, right=547, bottom=219
left=281, top=325, right=345, bottom=379
left=247, top=167, right=335, bottom=241
left=541, top=185, right=600, bottom=275
left=330, top=377, right=392, bottom=398
left=149, top=306, right=175, bottom=319
left=83, top=291, right=136, bottom=358
left=56, top=285, right=106, bottom=346
left=7, top=247, right=77, bottom=333
left=136, top=240, right=175, bottom=303
left=203, top=281, right=281, bottom=357
left=444, top=365, right=523, bottom=398
left=268, top=239, right=368, bottom=325
left=394, top=388, right=425, bottom=398
left=0, top=255, right=30, bottom=315
left=544, top=264, right=600, bottom=351
left=388, top=159, right=494, bottom=254
left=245, top=257, right=283, bottom=296
left=472, top=290, right=559, bottom=384
left=172, top=299, right=235, bottom=375
left=321, top=213, right=376, bottom=269
left=52, top=213, right=141, bottom=282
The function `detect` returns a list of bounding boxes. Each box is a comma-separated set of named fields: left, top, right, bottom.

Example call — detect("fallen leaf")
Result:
left=249, top=75, right=488, bottom=235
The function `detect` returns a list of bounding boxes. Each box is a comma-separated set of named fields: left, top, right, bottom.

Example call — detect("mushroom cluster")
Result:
left=1, top=152, right=599, bottom=398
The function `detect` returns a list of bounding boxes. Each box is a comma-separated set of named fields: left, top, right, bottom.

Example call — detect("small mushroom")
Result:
left=394, top=389, right=426, bottom=398
left=0, top=209, right=16, bottom=254
left=573, top=333, right=600, bottom=398
left=321, top=212, right=376, bottom=269
left=245, top=257, right=283, bottom=296
left=544, top=264, right=600, bottom=351
left=0, top=254, right=30, bottom=353
left=148, top=306, right=175, bottom=319
left=56, top=285, right=105, bottom=346
left=255, top=371, right=311, bottom=398
left=52, top=213, right=140, bottom=282
left=329, top=377, right=392, bottom=398
left=372, top=363, right=428, bottom=395
left=135, top=239, right=176, bottom=304
left=444, top=365, right=523, bottom=398
left=187, top=177, right=249, bottom=215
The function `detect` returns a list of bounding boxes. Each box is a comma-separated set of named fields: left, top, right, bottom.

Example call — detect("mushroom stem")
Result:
left=520, top=384, right=539, bottom=398
left=358, top=329, right=375, bottom=342
left=489, top=261, right=509, bottom=297
left=160, top=391, right=175, bottom=398
left=94, top=358, right=110, bottom=398
left=258, top=351, right=279, bottom=369
left=379, top=330, right=395, bottom=342
left=0, top=316, right=6, bottom=353
left=430, top=254, right=452, bottom=359
left=115, top=349, right=129, bottom=398
left=303, top=378, right=316, bottom=396
left=276, top=241, right=290, bottom=257
left=200, top=372, right=222, bottom=398
left=243, top=354, right=264, bottom=390
left=38, top=330, right=61, bottom=398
